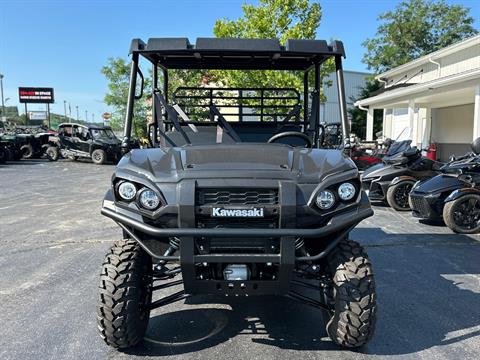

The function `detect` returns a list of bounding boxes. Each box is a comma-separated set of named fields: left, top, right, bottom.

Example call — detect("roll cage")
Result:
left=122, top=37, right=350, bottom=149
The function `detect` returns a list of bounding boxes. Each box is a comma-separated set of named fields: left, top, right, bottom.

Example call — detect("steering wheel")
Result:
left=267, top=131, right=312, bottom=148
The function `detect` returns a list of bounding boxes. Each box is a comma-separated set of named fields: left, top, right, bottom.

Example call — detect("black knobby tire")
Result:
left=443, top=194, right=480, bottom=234
left=45, top=146, right=59, bottom=161
left=20, top=144, right=34, bottom=159
left=324, top=239, right=376, bottom=348
left=92, top=149, right=106, bottom=165
left=386, top=181, right=414, bottom=211
left=97, top=239, right=153, bottom=348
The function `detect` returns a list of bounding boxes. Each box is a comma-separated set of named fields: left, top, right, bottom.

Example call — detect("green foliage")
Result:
left=212, top=0, right=333, bottom=99
left=363, top=0, right=478, bottom=73
left=101, top=57, right=152, bottom=137
left=348, top=80, right=383, bottom=140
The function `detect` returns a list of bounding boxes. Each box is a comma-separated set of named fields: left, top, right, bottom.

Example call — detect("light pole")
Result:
left=92, top=113, right=95, bottom=122
left=0, top=74, right=5, bottom=118
left=63, top=100, right=67, bottom=122
left=85, top=110, right=88, bottom=121
left=76, top=105, right=79, bottom=121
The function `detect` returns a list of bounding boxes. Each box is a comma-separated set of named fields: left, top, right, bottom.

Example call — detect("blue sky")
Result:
left=1, top=0, right=479, bottom=121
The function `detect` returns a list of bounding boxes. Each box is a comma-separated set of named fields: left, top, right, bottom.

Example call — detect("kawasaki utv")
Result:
left=97, top=37, right=376, bottom=349
left=56, top=123, right=121, bottom=164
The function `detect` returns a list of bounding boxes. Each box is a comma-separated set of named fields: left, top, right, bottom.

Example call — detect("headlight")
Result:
left=118, top=181, right=136, bottom=201
left=316, top=190, right=336, bottom=210
left=338, top=182, right=356, bottom=201
left=138, top=188, right=160, bottom=210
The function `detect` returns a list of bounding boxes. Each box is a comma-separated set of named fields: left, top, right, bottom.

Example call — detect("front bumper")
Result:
left=101, top=186, right=373, bottom=296
left=409, top=192, right=444, bottom=220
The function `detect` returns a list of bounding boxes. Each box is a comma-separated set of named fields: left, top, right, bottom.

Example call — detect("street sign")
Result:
left=102, top=112, right=111, bottom=120
left=18, top=87, right=55, bottom=104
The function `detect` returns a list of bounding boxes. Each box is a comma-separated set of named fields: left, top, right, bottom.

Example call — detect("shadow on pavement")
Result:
left=122, top=229, right=480, bottom=357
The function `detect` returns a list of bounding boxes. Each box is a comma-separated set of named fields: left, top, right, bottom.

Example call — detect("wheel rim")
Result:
left=93, top=152, right=102, bottom=162
left=452, top=198, right=480, bottom=230
left=394, top=183, right=413, bottom=208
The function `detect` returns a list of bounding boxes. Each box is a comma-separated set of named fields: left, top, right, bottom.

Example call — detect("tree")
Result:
left=213, top=0, right=333, bottom=99
left=101, top=58, right=152, bottom=137
left=363, top=0, right=478, bottom=73
left=348, top=80, right=383, bottom=140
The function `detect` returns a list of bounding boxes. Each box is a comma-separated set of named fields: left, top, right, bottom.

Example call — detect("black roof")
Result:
left=58, top=123, right=112, bottom=130
left=129, top=37, right=345, bottom=70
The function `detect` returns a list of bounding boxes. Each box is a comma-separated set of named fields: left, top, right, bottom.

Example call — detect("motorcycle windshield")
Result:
left=386, top=140, right=412, bottom=156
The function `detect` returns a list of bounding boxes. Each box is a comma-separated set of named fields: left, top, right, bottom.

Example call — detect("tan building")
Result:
left=355, top=35, right=480, bottom=160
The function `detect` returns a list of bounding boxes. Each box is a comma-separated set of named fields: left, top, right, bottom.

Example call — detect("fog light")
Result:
left=316, top=190, right=336, bottom=210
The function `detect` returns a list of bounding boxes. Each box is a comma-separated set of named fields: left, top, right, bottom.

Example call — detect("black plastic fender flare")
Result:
left=444, top=187, right=480, bottom=204
left=390, top=175, right=417, bottom=187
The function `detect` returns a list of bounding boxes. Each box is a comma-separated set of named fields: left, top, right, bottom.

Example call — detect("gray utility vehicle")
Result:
left=98, top=37, right=376, bottom=349
left=56, top=123, right=121, bottom=164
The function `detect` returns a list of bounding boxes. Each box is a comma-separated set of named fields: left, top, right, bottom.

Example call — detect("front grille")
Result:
left=197, top=217, right=278, bottom=229
left=409, top=195, right=431, bottom=217
left=196, top=188, right=278, bottom=205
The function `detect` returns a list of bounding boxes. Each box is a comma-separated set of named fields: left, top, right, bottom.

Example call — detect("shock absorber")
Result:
left=155, top=237, right=180, bottom=271
left=164, top=237, right=180, bottom=257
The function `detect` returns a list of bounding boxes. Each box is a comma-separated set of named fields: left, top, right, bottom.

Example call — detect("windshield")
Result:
left=91, top=129, right=117, bottom=140
left=386, top=140, right=412, bottom=156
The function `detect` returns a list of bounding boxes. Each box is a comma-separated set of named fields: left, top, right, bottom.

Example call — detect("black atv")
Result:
left=361, top=140, right=443, bottom=211
left=96, top=37, right=377, bottom=350
left=56, top=123, right=121, bottom=164
left=409, top=138, right=480, bottom=233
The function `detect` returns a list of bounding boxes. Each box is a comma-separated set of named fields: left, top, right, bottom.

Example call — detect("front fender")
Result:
left=390, top=175, right=417, bottom=187
left=445, top=187, right=480, bottom=203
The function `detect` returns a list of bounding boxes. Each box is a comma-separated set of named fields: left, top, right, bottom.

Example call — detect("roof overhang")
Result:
left=129, top=37, right=346, bottom=70
left=356, top=69, right=480, bottom=108
left=375, top=34, right=480, bottom=80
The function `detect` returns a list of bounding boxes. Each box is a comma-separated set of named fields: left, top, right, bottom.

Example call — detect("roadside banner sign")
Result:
left=18, top=87, right=55, bottom=103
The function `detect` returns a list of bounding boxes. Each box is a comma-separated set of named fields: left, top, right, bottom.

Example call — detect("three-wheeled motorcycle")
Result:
left=361, top=140, right=442, bottom=210
left=409, top=138, right=480, bottom=233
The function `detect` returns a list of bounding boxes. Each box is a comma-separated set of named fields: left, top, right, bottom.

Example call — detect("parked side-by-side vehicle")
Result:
left=96, top=37, right=376, bottom=350
left=56, top=123, right=121, bottom=164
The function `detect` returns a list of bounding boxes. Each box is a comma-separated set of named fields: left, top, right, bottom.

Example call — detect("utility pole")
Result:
left=76, top=105, right=79, bottom=121
left=63, top=100, right=67, bottom=122
left=0, top=74, right=5, bottom=119
left=68, top=103, right=72, bottom=122
left=92, top=113, right=95, bottom=122
left=85, top=110, right=88, bottom=121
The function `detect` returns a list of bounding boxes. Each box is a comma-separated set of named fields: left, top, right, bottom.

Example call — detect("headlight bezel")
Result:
left=311, top=179, right=360, bottom=212
left=114, top=178, right=165, bottom=213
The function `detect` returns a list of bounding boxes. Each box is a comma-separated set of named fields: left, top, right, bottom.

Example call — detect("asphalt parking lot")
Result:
left=1, top=159, right=480, bottom=360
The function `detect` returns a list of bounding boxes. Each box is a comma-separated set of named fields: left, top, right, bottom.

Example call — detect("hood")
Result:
left=95, top=138, right=121, bottom=146
left=116, top=144, right=356, bottom=183
left=413, top=174, right=466, bottom=194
